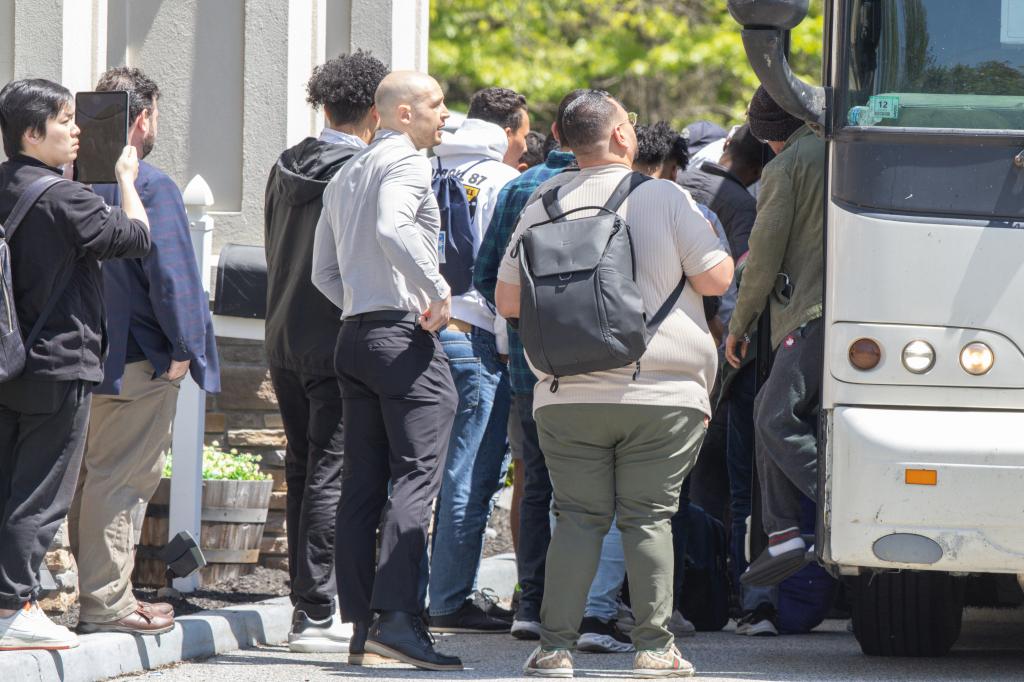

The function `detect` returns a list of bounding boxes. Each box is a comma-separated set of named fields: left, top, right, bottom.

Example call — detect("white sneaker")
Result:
left=735, top=605, right=778, bottom=637
left=288, top=609, right=352, bottom=653
left=0, top=603, right=79, bottom=651
left=667, top=610, right=696, bottom=638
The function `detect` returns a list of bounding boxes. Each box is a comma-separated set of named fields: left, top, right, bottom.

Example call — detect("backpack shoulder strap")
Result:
left=4, top=175, right=73, bottom=351
left=4, top=175, right=67, bottom=240
left=646, top=276, right=687, bottom=332
left=603, top=171, right=651, bottom=214
left=541, top=185, right=565, bottom=221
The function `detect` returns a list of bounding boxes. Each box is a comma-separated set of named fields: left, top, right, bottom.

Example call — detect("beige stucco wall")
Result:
left=8, top=0, right=429, bottom=250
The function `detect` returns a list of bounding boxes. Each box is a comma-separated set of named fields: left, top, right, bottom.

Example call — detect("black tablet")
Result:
left=74, top=91, right=129, bottom=184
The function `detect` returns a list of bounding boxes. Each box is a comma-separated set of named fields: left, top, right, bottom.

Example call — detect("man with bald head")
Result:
left=312, top=70, right=461, bottom=671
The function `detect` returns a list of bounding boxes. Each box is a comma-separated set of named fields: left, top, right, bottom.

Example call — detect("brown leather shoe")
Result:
left=138, top=601, right=175, bottom=618
left=77, top=606, right=175, bottom=635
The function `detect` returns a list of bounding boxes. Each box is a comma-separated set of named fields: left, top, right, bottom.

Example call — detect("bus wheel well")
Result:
left=851, top=570, right=964, bottom=657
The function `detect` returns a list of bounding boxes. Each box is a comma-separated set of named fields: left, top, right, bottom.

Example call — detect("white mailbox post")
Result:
left=169, top=175, right=215, bottom=592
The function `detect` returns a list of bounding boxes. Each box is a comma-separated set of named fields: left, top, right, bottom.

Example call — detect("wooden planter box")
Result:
left=133, top=477, right=274, bottom=587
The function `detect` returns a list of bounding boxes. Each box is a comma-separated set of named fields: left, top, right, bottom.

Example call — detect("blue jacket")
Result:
left=94, top=161, right=220, bottom=394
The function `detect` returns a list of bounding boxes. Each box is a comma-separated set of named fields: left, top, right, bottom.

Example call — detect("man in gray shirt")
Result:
left=312, top=70, right=460, bottom=672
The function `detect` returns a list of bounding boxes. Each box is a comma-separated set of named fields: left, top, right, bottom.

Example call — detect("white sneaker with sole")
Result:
left=0, top=603, right=79, bottom=651
left=288, top=609, right=352, bottom=653
left=735, top=604, right=778, bottom=637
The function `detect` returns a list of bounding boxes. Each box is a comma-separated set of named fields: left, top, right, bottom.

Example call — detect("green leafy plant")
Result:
left=430, top=0, right=823, bottom=129
left=163, top=441, right=271, bottom=481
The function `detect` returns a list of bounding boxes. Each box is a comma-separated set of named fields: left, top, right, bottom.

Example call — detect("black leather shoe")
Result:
left=365, top=610, right=463, bottom=671
left=347, top=620, right=393, bottom=666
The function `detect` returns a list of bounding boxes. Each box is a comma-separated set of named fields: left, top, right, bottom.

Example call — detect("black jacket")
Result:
left=0, top=155, right=150, bottom=383
left=264, top=136, right=360, bottom=375
left=678, top=161, right=756, bottom=258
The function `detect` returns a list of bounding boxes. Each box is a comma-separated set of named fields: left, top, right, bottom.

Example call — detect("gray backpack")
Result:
left=512, top=171, right=685, bottom=391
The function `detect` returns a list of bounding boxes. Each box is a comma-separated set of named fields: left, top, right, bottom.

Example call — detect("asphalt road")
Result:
left=117, top=608, right=1024, bottom=682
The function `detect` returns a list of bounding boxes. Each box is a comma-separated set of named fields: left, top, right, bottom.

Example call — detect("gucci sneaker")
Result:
left=524, top=646, right=574, bottom=678
left=633, top=644, right=695, bottom=678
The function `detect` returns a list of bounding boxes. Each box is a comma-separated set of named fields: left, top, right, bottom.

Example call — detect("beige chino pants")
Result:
left=69, top=360, right=181, bottom=623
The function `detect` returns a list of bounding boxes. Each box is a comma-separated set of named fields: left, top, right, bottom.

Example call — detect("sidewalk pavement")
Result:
left=0, top=597, right=292, bottom=682
left=0, top=553, right=519, bottom=682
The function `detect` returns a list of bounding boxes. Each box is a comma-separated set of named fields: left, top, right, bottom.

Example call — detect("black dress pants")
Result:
left=270, top=366, right=345, bottom=621
left=0, top=378, right=91, bottom=609
left=334, top=316, right=457, bottom=623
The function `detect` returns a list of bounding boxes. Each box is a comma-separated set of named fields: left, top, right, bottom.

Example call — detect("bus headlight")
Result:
left=902, top=340, right=935, bottom=374
left=960, top=342, right=994, bottom=376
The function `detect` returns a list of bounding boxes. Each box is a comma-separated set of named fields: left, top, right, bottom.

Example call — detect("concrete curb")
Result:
left=0, top=596, right=292, bottom=682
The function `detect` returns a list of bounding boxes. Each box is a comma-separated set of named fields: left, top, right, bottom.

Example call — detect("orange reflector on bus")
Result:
left=905, top=469, right=937, bottom=486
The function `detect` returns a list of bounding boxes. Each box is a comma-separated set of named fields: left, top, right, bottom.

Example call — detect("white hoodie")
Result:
left=431, top=118, right=520, bottom=350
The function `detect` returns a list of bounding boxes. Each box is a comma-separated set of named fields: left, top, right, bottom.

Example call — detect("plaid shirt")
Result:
left=474, top=150, right=575, bottom=395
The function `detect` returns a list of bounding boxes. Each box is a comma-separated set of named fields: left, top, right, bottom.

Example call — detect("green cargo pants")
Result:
left=535, top=403, right=706, bottom=651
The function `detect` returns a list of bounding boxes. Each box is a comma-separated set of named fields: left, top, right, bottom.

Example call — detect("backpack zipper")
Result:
left=633, top=361, right=641, bottom=380
left=550, top=376, right=559, bottom=392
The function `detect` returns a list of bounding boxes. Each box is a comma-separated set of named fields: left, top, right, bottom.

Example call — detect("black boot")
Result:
left=347, top=620, right=393, bottom=666
left=365, top=610, right=463, bottom=671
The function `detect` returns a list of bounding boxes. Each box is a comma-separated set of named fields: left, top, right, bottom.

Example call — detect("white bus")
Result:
left=729, top=0, right=1024, bottom=656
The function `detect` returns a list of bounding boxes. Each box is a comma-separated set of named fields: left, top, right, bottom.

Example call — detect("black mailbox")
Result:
left=214, top=243, right=267, bottom=319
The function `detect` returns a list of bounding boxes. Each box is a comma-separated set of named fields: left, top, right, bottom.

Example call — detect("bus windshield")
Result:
left=844, top=0, right=1024, bottom=130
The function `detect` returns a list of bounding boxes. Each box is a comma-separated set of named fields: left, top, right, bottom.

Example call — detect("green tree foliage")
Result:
left=429, top=0, right=823, bottom=131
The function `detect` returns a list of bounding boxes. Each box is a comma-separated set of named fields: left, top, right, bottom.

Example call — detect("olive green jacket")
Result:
left=728, top=125, right=825, bottom=349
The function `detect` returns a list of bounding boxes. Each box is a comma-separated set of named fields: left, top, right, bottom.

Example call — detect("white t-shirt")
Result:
left=498, top=164, right=729, bottom=416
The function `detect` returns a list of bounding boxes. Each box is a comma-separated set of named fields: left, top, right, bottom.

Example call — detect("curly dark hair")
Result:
left=467, top=87, right=528, bottom=131
left=306, top=50, right=389, bottom=126
left=669, top=132, right=690, bottom=170
left=635, top=121, right=676, bottom=167
left=96, top=66, right=160, bottom=123
left=518, top=130, right=547, bottom=168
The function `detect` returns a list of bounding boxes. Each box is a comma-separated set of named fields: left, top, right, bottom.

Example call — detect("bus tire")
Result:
left=851, top=570, right=964, bottom=657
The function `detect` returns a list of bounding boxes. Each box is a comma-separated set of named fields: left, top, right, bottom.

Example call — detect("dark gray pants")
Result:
left=270, top=366, right=345, bottom=621
left=753, top=317, right=822, bottom=536
left=334, top=317, right=457, bottom=623
left=0, top=378, right=91, bottom=609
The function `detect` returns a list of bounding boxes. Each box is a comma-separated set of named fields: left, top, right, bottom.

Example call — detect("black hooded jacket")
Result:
left=264, top=135, right=362, bottom=375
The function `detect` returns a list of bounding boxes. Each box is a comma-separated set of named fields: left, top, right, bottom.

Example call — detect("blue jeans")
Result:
left=584, top=519, right=625, bottom=621
left=726, top=362, right=775, bottom=612
left=548, top=506, right=626, bottom=622
left=428, top=326, right=511, bottom=616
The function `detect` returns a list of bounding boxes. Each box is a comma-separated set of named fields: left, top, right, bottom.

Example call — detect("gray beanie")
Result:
left=747, top=86, right=804, bottom=143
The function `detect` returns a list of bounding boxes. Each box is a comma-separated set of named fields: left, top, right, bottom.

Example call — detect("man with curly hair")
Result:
left=264, top=50, right=388, bottom=654
left=632, top=121, right=676, bottom=178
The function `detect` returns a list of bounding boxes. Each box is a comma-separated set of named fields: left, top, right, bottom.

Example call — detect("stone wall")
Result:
left=204, top=337, right=289, bottom=571
left=39, top=520, right=78, bottom=616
